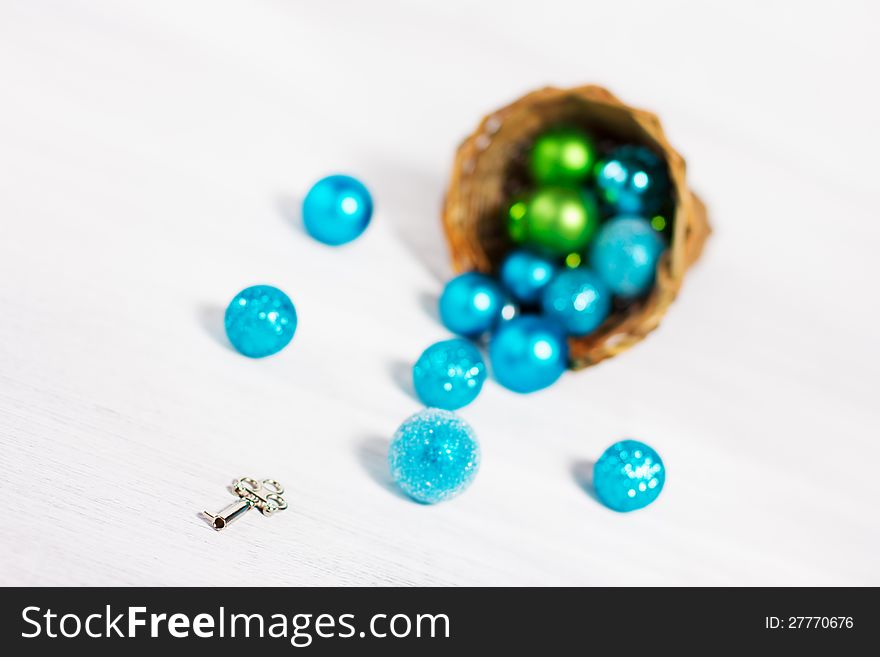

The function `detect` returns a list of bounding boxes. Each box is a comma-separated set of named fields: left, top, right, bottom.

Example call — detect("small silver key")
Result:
left=202, top=477, right=288, bottom=530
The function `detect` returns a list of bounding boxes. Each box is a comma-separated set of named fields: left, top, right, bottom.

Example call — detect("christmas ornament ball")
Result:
left=589, top=216, right=666, bottom=298
left=388, top=408, right=480, bottom=504
left=412, top=338, right=487, bottom=410
left=302, top=174, right=373, bottom=245
left=541, top=268, right=611, bottom=336
left=438, top=272, right=505, bottom=337
left=224, top=285, right=297, bottom=358
left=507, top=187, right=600, bottom=258
left=499, top=249, right=557, bottom=305
left=529, top=127, right=596, bottom=185
left=488, top=315, right=568, bottom=393
left=594, top=145, right=670, bottom=216
left=593, top=439, right=665, bottom=512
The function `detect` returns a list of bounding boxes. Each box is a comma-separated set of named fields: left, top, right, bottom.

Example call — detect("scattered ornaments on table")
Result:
left=216, top=152, right=673, bottom=511
left=590, top=215, right=665, bottom=297
left=540, top=268, right=611, bottom=336
left=488, top=316, right=568, bottom=393
left=438, top=272, right=505, bottom=338
left=593, top=439, right=665, bottom=512
left=224, top=285, right=297, bottom=358
left=412, top=338, right=486, bottom=410
left=388, top=408, right=480, bottom=504
left=302, top=174, right=373, bottom=245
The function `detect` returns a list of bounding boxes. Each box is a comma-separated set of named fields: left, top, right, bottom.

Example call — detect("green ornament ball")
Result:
left=529, top=127, right=596, bottom=185
left=507, top=186, right=600, bottom=257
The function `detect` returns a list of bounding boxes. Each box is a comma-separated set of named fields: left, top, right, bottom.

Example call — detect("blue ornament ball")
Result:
left=593, top=439, right=665, bottom=512
left=224, top=285, right=297, bottom=358
left=541, top=268, right=611, bottom=336
left=413, top=338, right=487, bottom=410
left=438, top=272, right=504, bottom=337
left=589, top=216, right=666, bottom=298
left=488, top=316, right=568, bottom=393
left=302, top=174, right=373, bottom=245
left=499, top=249, right=557, bottom=305
left=388, top=408, right=480, bottom=504
left=594, top=145, right=671, bottom=215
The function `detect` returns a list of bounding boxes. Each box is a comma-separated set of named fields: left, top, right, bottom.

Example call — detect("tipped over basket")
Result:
left=442, top=85, right=711, bottom=369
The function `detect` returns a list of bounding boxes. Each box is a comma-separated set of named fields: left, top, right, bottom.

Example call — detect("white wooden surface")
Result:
left=1, top=0, right=878, bottom=586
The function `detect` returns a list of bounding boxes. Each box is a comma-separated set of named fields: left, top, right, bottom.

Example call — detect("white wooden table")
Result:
left=1, top=0, right=878, bottom=586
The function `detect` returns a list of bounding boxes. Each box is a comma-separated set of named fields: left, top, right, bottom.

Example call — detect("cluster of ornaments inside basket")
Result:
left=416, top=126, right=672, bottom=405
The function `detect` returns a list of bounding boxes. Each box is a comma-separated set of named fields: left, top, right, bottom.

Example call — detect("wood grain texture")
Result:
left=1, top=0, right=878, bottom=586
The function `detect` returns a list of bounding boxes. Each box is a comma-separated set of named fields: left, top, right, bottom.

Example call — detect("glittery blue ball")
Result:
left=499, top=249, right=557, bottom=305
left=594, top=145, right=670, bottom=215
left=438, top=272, right=504, bottom=337
left=388, top=408, right=480, bottom=504
left=589, top=216, right=666, bottom=298
left=302, top=174, right=373, bottom=245
left=224, top=285, right=297, bottom=358
left=488, top=316, right=568, bottom=393
left=541, top=268, right=611, bottom=336
left=593, top=439, right=665, bottom=512
left=413, top=339, right=487, bottom=410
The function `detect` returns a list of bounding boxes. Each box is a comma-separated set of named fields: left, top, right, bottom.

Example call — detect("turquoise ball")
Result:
left=541, top=268, right=611, bottom=336
left=589, top=216, right=666, bottom=298
left=302, top=174, right=373, bottom=245
left=593, top=439, right=665, bottom=512
left=413, top=339, right=487, bottom=410
left=488, top=316, right=568, bottom=393
left=499, top=249, right=557, bottom=305
left=438, top=272, right=504, bottom=337
left=594, top=145, right=670, bottom=215
left=224, top=285, right=297, bottom=358
left=388, top=408, right=480, bottom=504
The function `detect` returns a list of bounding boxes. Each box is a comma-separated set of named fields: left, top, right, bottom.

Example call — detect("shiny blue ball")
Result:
left=499, top=249, right=557, bottom=305
left=224, top=285, right=297, bottom=358
left=438, top=272, right=504, bottom=337
left=302, top=174, right=373, bottom=245
left=488, top=316, right=568, bottom=393
left=589, top=216, right=666, bottom=298
left=594, top=145, right=670, bottom=215
left=593, top=439, right=665, bottom=512
left=541, top=268, right=611, bottom=336
left=388, top=408, right=480, bottom=504
left=413, top=338, right=486, bottom=410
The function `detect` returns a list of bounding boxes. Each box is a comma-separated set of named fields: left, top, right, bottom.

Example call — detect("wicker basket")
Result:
left=442, top=85, right=710, bottom=369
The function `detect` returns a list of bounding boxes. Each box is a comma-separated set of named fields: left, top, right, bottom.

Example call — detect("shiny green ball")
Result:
left=529, top=128, right=596, bottom=184
left=507, top=187, right=600, bottom=257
